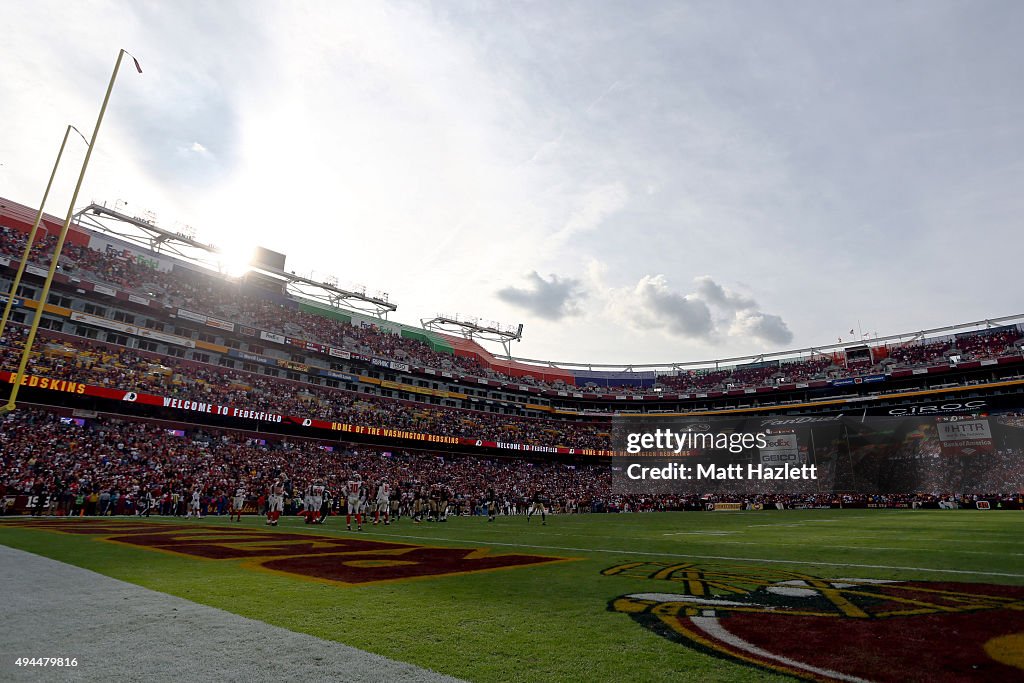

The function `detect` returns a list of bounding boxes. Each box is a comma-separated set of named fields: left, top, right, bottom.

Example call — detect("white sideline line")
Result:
left=360, top=530, right=1024, bottom=579
left=746, top=516, right=878, bottom=527
left=689, top=540, right=1023, bottom=556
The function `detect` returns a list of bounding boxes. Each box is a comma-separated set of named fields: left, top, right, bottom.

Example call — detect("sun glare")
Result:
left=217, top=246, right=254, bottom=278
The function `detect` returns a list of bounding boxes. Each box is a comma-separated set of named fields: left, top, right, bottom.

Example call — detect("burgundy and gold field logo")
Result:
left=605, top=561, right=1024, bottom=682
left=3, top=519, right=573, bottom=585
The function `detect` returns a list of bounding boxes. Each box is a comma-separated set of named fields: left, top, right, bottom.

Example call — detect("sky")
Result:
left=1, top=0, right=1022, bottom=366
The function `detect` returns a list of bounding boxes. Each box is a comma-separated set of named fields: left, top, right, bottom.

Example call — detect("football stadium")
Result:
left=2, top=3, right=1023, bottom=682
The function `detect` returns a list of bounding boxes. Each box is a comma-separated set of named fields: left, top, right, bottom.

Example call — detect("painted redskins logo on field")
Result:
left=605, top=561, right=1024, bottom=682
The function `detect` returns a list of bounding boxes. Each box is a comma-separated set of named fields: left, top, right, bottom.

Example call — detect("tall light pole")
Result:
left=0, top=125, right=89, bottom=340
left=2, top=49, right=142, bottom=415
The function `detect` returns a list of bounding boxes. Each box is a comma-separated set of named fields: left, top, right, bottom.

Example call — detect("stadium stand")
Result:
left=0, top=329, right=612, bottom=450
left=2, top=197, right=1024, bottom=495
left=3, top=218, right=1022, bottom=399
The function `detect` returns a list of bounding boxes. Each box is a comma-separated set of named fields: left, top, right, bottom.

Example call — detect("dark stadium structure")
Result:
left=2, top=196, right=1023, bottom=514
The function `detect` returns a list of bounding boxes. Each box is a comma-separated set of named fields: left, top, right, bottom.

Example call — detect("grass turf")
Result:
left=1, top=509, right=1021, bottom=682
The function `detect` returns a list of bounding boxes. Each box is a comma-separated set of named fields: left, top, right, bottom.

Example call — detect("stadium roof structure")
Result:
left=495, top=313, right=1024, bottom=376
left=71, top=202, right=397, bottom=318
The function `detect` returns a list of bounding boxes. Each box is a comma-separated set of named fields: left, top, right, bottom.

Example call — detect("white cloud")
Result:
left=596, top=271, right=792, bottom=346
left=729, top=310, right=794, bottom=346
left=631, top=274, right=715, bottom=338
left=694, top=275, right=756, bottom=311
left=497, top=272, right=585, bottom=321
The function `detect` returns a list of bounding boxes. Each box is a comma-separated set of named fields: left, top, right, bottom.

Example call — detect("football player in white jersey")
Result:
left=267, top=473, right=287, bottom=527
left=345, top=473, right=363, bottom=531
left=304, top=480, right=325, bottom=524
left=186, top=488, right=202, bottom=519
left=302, top=482, right=315, bottom=524
left=316, top=483, right=331, bottom=524
left=373, top=480, right=391, bottom=526
left=230, top=484, right=246, bottom=522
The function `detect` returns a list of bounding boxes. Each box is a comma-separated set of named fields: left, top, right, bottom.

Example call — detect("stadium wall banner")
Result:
left=571, top=369, right=658, bottom=386
left=137, top=327, right=197, bottom=348
left=205, top=316, right=235, bottom=332
left=936, top=417, right=994, bottom=455
left=127, top=293, right=150, bottom=306
left=319, top=369, right=359, bottom=383
left=276, top=359, right=310, bottom=372
left=67, top=311, right=197, bottom=348
left=21, top=299, right=71, bottom=317
left=884, top=399, right=989, bottom=416
left=328, top=347, right=351, bottom=360
left=0, top=294, right=24, bottom=308
left=758, top=432, right=804, bottom=464
left=379, top=379, right=460, bottom=399
left=830, top=374, right=886, bottom=387
left=87, top=237, right=173, bottom=272
left=370, top=357, right=411, bottom=372
left=176, top=308, right=208, bottom=324
left=381, top=379, right=431, bottom=396
left=92, top=283, right=118, bottom=297
left=228, top=349, right=268, bottom=364
left=260, top=331, right=286, bottom=344
left=0, top=370, right=614, bottom=456
left=708, top=502, right=743, bottom=511
left=69, top=311, right=135, bottom=334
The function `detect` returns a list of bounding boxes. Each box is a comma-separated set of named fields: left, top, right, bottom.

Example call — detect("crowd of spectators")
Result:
left=0, top=327, right=613, bottom=450
left=0, top=226, right=59, bottom=265
left=3, top=409, right=1022, bottom=519
left=0, top=409, right=613, bottom=517
left=886, top=330, right=1021, bottom=367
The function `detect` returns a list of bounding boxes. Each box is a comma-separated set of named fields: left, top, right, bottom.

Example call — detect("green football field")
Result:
left=1, top=510, right=1022, bottom=682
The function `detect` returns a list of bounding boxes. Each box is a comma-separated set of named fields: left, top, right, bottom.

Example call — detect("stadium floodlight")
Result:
left=421, top=314, right=524, bottom=358
left=2, top=49, right=142, bottom=415
left=0, top=125, right=89, bottom=340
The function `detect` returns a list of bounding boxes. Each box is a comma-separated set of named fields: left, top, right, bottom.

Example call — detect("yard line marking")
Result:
left=746, top=516, right=879, bottom=528
left=359, top=531, right=1024, bottom=579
